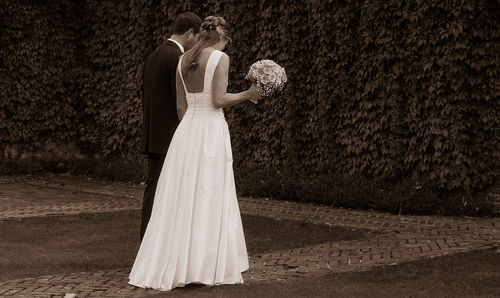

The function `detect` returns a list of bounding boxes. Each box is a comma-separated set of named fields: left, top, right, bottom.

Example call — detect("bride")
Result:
left=129, top=16, right=261, bottom=291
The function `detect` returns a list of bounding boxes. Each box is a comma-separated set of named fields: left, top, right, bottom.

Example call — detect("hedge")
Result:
left=1, top=0, right=498, bottom=215
left=0, top=0, right=81, bottom=151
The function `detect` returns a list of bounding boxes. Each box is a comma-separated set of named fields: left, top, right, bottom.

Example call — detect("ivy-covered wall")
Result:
left=1, top=1, right=499, bottom=210
left=1, top=0, right=82, bottom=158
left=222, top=0, right=499, bottom=192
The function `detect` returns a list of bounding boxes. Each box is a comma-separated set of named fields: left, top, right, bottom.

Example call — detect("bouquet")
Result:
left=245, top=60, right=287, bottom=97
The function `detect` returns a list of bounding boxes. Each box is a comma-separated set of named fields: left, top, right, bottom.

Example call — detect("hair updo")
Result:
left=201, top=16, right=220, bottom=31
left=181, top=16, right=231, bottom=75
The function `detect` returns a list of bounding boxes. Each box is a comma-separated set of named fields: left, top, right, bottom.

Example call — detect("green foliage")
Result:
left=1, top=0, right=498, bottom=214
left=218, top=0, right=500, bottom=193
left=0, top=0, right=81, bottom=150
left=235, top=163, right=494, bottom=216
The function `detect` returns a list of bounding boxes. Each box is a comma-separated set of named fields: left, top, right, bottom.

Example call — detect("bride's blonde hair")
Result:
left=181, top=16, right=231, bottom=76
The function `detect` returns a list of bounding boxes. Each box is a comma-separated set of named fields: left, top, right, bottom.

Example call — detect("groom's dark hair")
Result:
left=172, top=12, right=202, bottom=35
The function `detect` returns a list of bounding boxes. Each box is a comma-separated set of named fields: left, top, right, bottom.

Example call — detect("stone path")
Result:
left=0, top=174, right=498, bottom=297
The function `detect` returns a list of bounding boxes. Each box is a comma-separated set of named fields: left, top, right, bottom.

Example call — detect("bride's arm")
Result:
left=176, top=69, right=187, bottom=121
left=212, top=53, right=260, bottom=109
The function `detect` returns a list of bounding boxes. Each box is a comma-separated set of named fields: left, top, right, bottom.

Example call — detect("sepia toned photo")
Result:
left=0, top=1, right=499, bottom=297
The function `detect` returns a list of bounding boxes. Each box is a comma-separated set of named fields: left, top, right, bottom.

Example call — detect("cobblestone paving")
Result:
left=0, top=174, right=498, bottom=297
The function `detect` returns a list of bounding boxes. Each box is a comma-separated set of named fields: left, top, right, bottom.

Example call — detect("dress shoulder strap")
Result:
left=177, top=55, right=188, bottom=94
left=203, top=50, right=224, bottom=94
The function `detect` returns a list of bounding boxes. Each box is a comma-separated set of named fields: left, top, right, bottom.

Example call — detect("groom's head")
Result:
left=171, top=12, right=202, bottom=51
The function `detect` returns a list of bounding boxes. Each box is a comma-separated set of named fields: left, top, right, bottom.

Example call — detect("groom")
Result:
left=140, top=12, right=202, bottom=240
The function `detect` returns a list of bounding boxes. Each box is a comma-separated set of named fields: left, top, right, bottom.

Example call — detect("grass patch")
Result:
left=0, top=210, right=368, bottom=282
left=153, top=249, right=500, bottom=297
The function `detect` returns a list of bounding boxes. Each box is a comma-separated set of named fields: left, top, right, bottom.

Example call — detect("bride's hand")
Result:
left=247, top=84, right=262, bottom=104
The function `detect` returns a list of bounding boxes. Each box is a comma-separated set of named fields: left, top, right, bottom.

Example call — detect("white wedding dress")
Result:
left=129, top=50, right=249, bottom=291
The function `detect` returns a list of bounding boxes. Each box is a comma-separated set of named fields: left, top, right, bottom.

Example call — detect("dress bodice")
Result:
left=178, top=50, right=224, bottom=120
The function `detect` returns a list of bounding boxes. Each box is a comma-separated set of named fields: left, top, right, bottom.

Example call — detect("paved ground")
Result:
left=0, top=174, right=498, bottom=297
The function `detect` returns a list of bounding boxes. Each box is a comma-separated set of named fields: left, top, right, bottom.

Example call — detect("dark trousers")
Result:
left=140, top=153, right=166, bottom=240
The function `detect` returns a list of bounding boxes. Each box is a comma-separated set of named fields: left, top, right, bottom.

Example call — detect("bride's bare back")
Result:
left=182, top=48, right=219, bottom=93
left=176, top=45, right=259, bottom=121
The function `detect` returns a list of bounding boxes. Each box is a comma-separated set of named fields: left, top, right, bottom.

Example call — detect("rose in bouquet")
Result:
left=245, top=60, right=287, bottom=97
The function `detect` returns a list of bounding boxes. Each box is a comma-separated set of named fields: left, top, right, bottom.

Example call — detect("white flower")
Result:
left=268, top=73, right=277, bottom=83
left=261, top=60, right=272, bottom=66
left=260, top=75, right=270, bottom=84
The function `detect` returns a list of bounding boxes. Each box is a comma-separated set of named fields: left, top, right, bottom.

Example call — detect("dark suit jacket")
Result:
left=141, top=41, right=183, bottom=155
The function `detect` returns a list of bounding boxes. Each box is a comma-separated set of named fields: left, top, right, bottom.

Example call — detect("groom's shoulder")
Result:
left=148, top=44, right=180, bottom=63
left=154, top=44, right=177, bottom=55
left=159, top=44, right=181, bottom=60
left=162, top=41, right=182, bottom=54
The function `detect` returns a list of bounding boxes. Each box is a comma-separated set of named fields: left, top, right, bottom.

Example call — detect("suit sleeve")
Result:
left=165, top=51, right=181, bottom=100
left=141, top=54, right=150, bottom=100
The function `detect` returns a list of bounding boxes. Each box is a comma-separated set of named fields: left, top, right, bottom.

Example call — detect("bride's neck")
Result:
left=211, top=41, right=226, bottom=51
